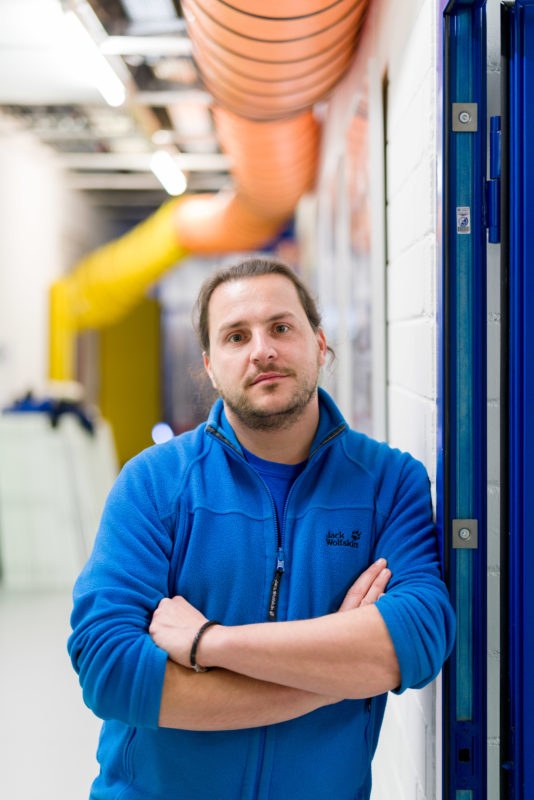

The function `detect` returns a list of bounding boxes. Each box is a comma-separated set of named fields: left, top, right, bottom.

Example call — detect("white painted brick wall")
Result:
left=380, top=7, right=441, bottom=799
left=316, top=0, right=444, bottom=798
left=387, top=70, right=435, bottom=201
left=387, top=153, right=436, bottom=263
left=386, top=1, right=434, bottom=131
left=388, top=388, right=437, bottom=482
left=388, top=236, right=435, bottom=323
left=388, top=319, right=436, bottom=399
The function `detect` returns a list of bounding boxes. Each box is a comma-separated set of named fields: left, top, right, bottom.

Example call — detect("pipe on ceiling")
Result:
left=49, top=0, right=369, bottom=380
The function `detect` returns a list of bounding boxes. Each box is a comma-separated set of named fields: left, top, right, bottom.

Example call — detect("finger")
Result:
left=338, top=558, right=387, bottom=611
left=360, top=568, right=391, bottom=605
left=155, top=596, right=174, bottom=614
left=368, top=567, right=392, bottom=598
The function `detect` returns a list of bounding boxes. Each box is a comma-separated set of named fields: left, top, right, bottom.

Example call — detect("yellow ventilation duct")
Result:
left=49, top=0, right=369, bottom=380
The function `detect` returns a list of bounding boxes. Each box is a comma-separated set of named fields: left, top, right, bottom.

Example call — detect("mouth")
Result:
left=249, top=372, right=290, bottom=386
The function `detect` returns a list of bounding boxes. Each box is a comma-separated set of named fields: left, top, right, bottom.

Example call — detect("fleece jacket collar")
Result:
left=205, top=386, right=348, bottom=460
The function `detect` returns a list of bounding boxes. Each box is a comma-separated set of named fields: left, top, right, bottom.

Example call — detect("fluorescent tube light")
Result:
left=63, top=11, right=127, bottom=107
left=150, top=151, right=187, bottom=196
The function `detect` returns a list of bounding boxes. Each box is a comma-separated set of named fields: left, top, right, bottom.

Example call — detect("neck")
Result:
left=224, top=397, right=320, bottom=464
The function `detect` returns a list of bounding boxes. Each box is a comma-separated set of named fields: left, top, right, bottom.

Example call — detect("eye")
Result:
left=274, top=324, right=290, bottom=334
left=228, top=332, right=244, bottom=343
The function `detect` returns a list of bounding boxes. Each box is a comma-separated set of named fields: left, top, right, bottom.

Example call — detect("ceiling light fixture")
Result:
left=120, top=0, right=178, bottom=23
left=63, top=11, right=127, bottom=107
left=150, top=150, right=187, bottom=196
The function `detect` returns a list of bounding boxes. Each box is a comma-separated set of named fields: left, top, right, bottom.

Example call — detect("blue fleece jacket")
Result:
left=68, top=389, right=455, bottom=800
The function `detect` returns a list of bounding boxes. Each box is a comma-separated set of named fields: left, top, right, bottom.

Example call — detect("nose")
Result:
left=250, top=330, right=277, bottom=363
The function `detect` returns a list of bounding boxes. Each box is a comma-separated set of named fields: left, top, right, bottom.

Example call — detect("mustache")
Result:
left=245, top=367, right=296, bottom=387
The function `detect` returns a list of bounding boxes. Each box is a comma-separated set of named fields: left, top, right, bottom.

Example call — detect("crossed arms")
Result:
left=149, top=559, right=400, bottom=730
left=69, top=454, right=455, bottom=731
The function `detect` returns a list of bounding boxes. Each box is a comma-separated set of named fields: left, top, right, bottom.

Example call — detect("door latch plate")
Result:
left=452, top=103, right=478, bottom=132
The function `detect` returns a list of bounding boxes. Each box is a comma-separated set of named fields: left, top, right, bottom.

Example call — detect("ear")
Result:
left=203, top=352, right=218, bottom=390
left=317, top=327, right=328, bottom=367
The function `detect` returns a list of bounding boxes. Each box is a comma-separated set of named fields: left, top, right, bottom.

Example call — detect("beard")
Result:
left=218, top=369, right=319, bottom=431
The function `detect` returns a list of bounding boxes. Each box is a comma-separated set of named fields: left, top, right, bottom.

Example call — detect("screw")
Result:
left=459, top=528, right=471, bottom=541
left=459, top=111, right=471, bottom=124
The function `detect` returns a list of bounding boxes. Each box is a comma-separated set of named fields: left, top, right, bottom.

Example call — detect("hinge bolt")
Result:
left=459, top=527, right=471, bottom=541
left=459, top=111, right=472, bottom=124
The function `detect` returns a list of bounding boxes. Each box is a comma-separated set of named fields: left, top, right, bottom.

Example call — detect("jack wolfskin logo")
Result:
left=325, top=530, right=361, bottom=548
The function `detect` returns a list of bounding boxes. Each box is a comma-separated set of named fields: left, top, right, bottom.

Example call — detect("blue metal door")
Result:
left=442, top=2, right=534, bottom=797
left=500, top=2, right=534, bottom=796
left=441, top=2, right=488, bottom=798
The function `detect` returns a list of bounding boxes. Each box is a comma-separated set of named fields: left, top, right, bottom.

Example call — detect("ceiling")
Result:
left=0, top=0, right=232, bottom=222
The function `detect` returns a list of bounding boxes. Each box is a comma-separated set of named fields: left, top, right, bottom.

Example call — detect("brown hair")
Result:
left=192, top=257, right=333, bottom=360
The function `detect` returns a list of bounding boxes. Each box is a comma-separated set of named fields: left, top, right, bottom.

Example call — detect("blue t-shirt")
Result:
left=241, top=445, right=307, bottom=526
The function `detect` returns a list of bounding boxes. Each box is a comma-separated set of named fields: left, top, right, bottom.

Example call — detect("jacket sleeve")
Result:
left=67, top=453, right=173, bottom=727
left=372, top=453, right=456, bottom=693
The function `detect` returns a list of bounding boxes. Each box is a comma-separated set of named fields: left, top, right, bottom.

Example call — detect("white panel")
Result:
left=0, top=414, right=117, bottom=589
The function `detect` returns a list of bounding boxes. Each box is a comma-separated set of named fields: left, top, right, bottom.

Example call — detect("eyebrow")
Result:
left=218, top=311, right=298, bottom=334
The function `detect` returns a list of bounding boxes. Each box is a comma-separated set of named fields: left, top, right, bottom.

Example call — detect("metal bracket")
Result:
left=487, top=115, right=502, bottom=242
left=452, top=518, right=478, bottom=549
left=452, top=103, right=478, bottom=132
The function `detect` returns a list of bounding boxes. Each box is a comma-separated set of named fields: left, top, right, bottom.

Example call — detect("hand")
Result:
left=149, top=596, right=208, bottom=667
left=337, top=558, right=391, bottom=612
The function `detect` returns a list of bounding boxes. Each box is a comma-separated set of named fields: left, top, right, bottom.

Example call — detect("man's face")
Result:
left=203, top=274, right=327, bottom=431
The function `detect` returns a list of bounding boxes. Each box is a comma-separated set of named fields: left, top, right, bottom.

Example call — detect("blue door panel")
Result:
left=441, top=2, right=487, bottom=797
left=505, top=1, right=534, bottom=795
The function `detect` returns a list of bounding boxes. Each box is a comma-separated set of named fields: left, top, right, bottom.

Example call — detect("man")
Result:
left=69, top=257, right=455, bottom=800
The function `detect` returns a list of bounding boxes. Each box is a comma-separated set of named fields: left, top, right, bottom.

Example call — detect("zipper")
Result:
left=206, top=419, right=347, bottom=621
left=267, top=468, right=298, bottom=621
left=205, top=425, right=244, bottom=458
left=207, top=422, right=286, bottom=621
left=268, top=547, right=285, bottom=620
left=267, top=472, right=298, bottom=620
left=308, top=423, right=347, bottom=459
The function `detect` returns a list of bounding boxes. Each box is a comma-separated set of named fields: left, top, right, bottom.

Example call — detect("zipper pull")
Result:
left=268, top=548, right=285, bottom=620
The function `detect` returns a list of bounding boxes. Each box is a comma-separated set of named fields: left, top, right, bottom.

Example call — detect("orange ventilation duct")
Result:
left=49, top=0, right=369, bottom=380
left=184, top=0, right=367, bottom=120
left=173, top=108, right=321, bottom=252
